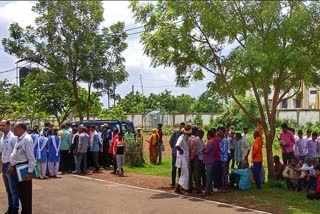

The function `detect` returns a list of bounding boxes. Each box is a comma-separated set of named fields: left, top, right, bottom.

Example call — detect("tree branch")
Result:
left=277, top=79, right=301, bottom=106
left=191, top=12, right=259, bottom=123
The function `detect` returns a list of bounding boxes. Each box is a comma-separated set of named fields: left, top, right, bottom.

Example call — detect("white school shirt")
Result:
left=10, top=132, right=36, bottom=173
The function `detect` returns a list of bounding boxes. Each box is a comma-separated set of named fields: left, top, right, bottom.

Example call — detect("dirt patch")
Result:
left=87, top=169, right=281, bottom=214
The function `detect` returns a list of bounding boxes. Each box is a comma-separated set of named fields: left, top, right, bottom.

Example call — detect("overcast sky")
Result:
left=0, top=1, right=211, bottom=107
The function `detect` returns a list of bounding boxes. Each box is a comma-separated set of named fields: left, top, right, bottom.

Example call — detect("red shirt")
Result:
left=315, top=176, right=320, bottom=193
left=213, top=137, right=220, bottom=161
left=108, top=134, right=119, bottom=154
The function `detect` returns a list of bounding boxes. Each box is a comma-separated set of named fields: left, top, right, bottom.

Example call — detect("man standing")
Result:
left=124, top=127, right=135, bottom=146
left=71, top=127, right=80, bottom=173
left=188, top=126, right=200, bottom=193
left=175, top=125, right=191, bottom=194
left=218, top=127, right=229, bottom=188
left=76, top=126, right=90, bottom=174
left=90, top=126, right=102, bottom=173
left=279, top=123, right=295, bottom=165
left=0, top=120, right=19, bottom=214
left=8, top=122, right=36, bottom=214
left=295, top=130, right=307, bottom=163
left=242, top=127, right=248, bottom=140
left=157, top=123, right=163, bottom=164
left=169, top=122, right=184, bottom=188
left=101, top=124, right=112, bottom=168
left=59, top=124, right=72, bottom=174
left=234, top=133, right=250, bottom=167
left=252, top=123, right=263, bottom=189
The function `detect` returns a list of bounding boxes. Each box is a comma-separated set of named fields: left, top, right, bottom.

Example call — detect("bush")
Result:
left=126, top=139, right=145, bottom=167
left=162, top=127, right=173, bottom=136
left=193, top=113, right=203, bottom=127
left=207, top=96, right=259, bottom=131
left=275, top=118, right=300, bottom=130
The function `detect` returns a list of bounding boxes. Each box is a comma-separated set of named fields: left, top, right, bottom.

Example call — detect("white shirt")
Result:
left=176, top=134, right=189, bottom=159
left=0, top=131, right=17, bottom=163
left=303, top=135, right=311, bottom=141
left=10, top=132, right=36, bottom=173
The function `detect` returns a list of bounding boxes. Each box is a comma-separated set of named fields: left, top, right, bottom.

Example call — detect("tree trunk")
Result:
left=265, top=133, right=275, bottom=179
left=86, top=83, right=92, bottom=120
left=107, top=87, right=110, bottom=109
left=72, top=80, right=83, bottom=121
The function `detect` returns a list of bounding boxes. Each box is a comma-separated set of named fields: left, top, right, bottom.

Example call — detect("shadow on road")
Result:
left=218, top=204, right=253, bottom=213
left=150, top=193, right=179, bottom=199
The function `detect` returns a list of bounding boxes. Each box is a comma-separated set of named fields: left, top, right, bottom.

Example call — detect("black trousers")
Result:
left=282, top=152, right=295, bottom=165
left=199, top=160, right=206, bottom=189
left=92, top=152, right=100, bottom=171
left=16, top=179, right=32, bottom=214
left=59, top=150, right=70, bottom=173
left=228, top=149, right=235, bottom=169
left=102, top=144, right=112, bottom=168
left=171, top=154, right=181, bottom=186
left=213, top=161, right=222, bottom=188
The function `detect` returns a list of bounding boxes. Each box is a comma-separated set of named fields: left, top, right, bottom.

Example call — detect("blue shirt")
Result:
left=169, top=131, right=181, bottom=155
left=220, top=137, right=229, bottom=161
left=90, top=131, right=101, bottom=152
left=231, top=168, right=251, bottom=190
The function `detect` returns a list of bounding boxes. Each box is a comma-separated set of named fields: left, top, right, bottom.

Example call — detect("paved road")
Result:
left=0, top=175, right=267, bottom=214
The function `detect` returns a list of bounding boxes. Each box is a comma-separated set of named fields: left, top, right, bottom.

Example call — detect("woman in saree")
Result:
left=147, top=129, right=159, bottom=164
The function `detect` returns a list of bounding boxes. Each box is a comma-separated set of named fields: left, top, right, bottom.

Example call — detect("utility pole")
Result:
left=140, top=74, right=146, bottom=129
left=132, top=85, right=134, bottom=93
left=140, top=74, right=144, bottom=96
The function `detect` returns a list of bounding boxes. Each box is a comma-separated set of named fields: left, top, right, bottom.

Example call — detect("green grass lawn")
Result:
left=124, top=156, right=172, bottom=177
left=124, top=150, right=320, bottom=214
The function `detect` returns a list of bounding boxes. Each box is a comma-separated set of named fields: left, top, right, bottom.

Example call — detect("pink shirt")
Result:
left=280, top=131, right=295, bottom=153
left=188, top=136, right=199, bottom=161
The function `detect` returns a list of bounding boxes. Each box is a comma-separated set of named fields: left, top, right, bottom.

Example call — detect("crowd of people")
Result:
left=0, top=120, right=143, bottom=214
left=274, top=123, right=320, bottom=200
left=1, top=119, right=320, bottom=214
left=168, top=122, right=320, bottom=200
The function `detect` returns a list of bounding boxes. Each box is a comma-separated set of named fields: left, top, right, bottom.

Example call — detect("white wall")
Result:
left=127, top=110, right=320, bottom=128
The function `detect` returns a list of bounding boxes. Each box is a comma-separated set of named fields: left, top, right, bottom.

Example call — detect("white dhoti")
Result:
left=178, top=156, right=189, bottom=190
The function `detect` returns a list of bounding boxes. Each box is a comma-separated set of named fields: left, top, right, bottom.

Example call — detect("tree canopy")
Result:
left=116, top=90, right=224, bottom=114
left=130, top=0, right=320, bottom=177
left=2, top=0, right=128, bottom=120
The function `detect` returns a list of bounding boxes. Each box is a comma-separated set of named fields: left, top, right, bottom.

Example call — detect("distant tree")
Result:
left=0, top=80, right=15, bottom=120
left=2, top=0, right=127, bottom=121
left=99, top=105, right=127, bottom=120
left=117, top=91, right=147, bottom=113
left=191, top=91, right=225, bottom=113
left=174, top=94, right=194, bottom=113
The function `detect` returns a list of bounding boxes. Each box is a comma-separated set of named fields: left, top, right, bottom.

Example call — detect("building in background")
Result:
left=276, top=81, right=320, bottom=110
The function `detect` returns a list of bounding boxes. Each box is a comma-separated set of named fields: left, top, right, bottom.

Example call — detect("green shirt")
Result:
left=124, top=132, right=135, bottom=144
left=60, top=129, right=71, bottom=150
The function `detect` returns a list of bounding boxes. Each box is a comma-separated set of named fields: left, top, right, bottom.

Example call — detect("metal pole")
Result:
left=16, top=62, right=19, bottom=86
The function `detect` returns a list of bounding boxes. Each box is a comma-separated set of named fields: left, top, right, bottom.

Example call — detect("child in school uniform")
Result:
left=47, top=128, right=61, bottom=177
left=36, top=131, right=49, bottom=179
